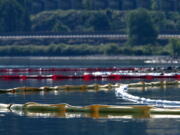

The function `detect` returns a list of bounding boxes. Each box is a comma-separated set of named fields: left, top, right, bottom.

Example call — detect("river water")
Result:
left=0, top=57, right=179, bottom=135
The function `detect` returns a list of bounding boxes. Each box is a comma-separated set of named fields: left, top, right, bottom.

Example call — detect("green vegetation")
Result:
left=127, top=8, right=158, bottom=45
left=31, top=10, right=114, bottom=32
left=0, top=0, right=31, bottom=32
left=0, top=0, right=180, bottom=56
left=0, top=43, right=176, bottom=56
left=167, top=39, right=180, bottom=57
left=16, top=0, right=180, bottom=14
left=31, top=10, right=180, bottom=33
left=0, top=0, right=180, bottom=33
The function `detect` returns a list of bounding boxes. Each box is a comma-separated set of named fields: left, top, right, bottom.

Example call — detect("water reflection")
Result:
left=146, top=119, right=180, bottom=135
left=0, top=109, right=178, bottom=135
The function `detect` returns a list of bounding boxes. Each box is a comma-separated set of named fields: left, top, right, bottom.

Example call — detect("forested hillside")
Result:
left=1, top=0, right=180, bottom=56
left=1, top=0, right=180, bottom=33
left=17, top=0, right=180, bottom=14
left=31, top=10, right=180, bottom=33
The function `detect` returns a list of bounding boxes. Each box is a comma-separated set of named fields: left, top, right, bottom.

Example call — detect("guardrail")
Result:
left=0, top=34, right=179, bottom=40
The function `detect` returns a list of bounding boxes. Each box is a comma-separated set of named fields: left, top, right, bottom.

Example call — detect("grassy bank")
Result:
left=0, top=43, right=172, bottom=56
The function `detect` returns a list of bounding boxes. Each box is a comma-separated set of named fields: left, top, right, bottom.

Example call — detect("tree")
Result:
left=158, top=0, right=175, bottom=11
left=176, top=20, right=180, bottom=30
left=151, top=0, right=159, bottom=10
left=82, top=0, right=94, bottom=9
left=87, top=13, right=110, bottom=31
left=0, top=0, right=31, bottom=32
left=127, top=8, right=158, bottom=45
left=137, top=0, right=151, bottom=9
left=52, top=22, right=70, bottom=32
left=168, top=39, right=180, bottom=57
left=122, top=0, right=136, bottom=10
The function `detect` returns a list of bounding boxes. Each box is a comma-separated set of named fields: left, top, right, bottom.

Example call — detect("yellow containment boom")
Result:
left=0, top=102, right=179, bottom=119
left=0, top=81, right=179, bottom=95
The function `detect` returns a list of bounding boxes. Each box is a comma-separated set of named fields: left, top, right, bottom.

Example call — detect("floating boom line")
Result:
left=1, top=74, right=180, bottom=80
left=0, top=67, right=136, bottom=73
left=0, top=81, right=179, bottom=95
left=0, top=102, right=180, bottom=119
left=0, top=67, right=179, bottom=73
left=0, top=81, right=179, bottom=118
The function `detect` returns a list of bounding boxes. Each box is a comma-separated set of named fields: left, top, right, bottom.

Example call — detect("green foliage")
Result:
left=0, top=0, right=31, bottom=32
left=127, top=8, right=158, bottom=45
left=19, top=0, right=180, bottom=14
left=31, top=9, right=180, bottom=33
left=99, top=44, right=120, bottom=55
left=168, top=39, right=180, bottom=56
left=0, top=10, right=177, bottom=34
left=82, top=0, right=93, bottom=9
left=86, top=13, right=110, bottom=31
left=0, top=43, right=173, bottom=56
left=52, top=22, right=70, bottom=32
left=1, top=0, right=180, bottom=35
left=151, top=0, right=159, bottom=10
left=176, top=20, right=180, bottom=30
left=158, top=0, right=175, bottom=11
left=1, top=0, right=180, bottom=33
left=122, top=0, right=136, bottom=10
left=137, top=0, right=151, bottom=9
left=32, top=10, right=116, bottom=32
left=150, top=11, right=166, bottom=31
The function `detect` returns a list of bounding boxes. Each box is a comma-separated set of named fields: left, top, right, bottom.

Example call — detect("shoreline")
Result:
left=0, top=56, right=171, bottom=60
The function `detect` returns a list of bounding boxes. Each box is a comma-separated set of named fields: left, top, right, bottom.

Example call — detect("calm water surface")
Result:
left=0, top=57, right=179, bottom=135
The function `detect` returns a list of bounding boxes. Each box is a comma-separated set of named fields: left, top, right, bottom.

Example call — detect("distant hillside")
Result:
left=18, top=0, right=180, bottom=14
left=31, top=10, right=180, bottom=33
left=1, top=0, right=180, bottom=56
left=1, top=0, right=180, bottom=34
